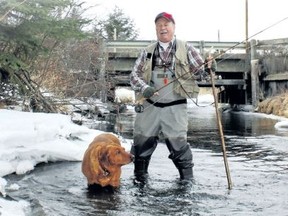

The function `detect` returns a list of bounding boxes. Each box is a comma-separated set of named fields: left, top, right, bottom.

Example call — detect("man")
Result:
left=130, top=12, right=209, bottom=184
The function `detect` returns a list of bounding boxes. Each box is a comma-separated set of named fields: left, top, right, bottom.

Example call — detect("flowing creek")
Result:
left=5, top=100, right=288, bottom=216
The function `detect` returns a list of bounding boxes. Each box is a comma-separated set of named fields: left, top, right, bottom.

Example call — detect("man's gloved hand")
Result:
left=194, top=71, right=203, bottom=82
left=202, top=71, right=210, bottom=81
left=196, top=74, right=203, bottom=82
left=143, top=86, right=156, bottom=98
left=194, top=71, right=209, bottom=82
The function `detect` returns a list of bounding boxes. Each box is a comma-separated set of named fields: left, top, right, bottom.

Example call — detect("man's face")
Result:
left=155, top=18, right=175, bottom=43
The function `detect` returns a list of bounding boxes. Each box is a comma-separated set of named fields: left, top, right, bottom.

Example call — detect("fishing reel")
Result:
left=134, top=104, right=144, bottom=113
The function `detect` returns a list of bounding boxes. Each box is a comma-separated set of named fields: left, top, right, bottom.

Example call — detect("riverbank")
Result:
left=200, top=87, right=288, bottom=119
left=255, top=93, right=288, bottom=118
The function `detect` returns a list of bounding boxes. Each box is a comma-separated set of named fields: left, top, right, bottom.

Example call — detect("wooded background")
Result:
left=0, top=0, right=138, bottom=113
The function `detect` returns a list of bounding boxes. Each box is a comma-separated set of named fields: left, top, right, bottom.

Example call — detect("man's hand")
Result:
left=194, top=71, right=210, bottom=82
left=143, top=87, right=156, bottom=98
left=206, top=56, right=213, bottom=69
left=194, top=71, right=204, bottom=82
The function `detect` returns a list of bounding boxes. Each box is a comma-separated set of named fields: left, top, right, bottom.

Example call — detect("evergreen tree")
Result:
left=96, top=6, right=139, bottom=40
left=0, top=0, right=93, bottom=112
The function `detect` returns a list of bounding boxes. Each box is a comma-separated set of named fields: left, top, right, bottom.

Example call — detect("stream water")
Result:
left=5, top=100, right=288, bottom=216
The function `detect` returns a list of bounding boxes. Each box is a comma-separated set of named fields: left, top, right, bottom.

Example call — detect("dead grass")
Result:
left=256, top=93, right=288, bottom=118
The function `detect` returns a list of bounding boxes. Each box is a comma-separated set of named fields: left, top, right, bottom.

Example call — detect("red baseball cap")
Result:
left=155, top=12, right=175, bottom=24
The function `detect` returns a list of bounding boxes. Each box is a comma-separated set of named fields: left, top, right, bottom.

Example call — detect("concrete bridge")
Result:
left=104, top=38, right=288, bottom=107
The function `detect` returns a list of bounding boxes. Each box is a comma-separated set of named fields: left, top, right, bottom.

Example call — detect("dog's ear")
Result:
left=99, top=144, right=122, bottom=166
left=98, top=144, right=111, bottom=167
left=89, top=146, right=103, bottom=177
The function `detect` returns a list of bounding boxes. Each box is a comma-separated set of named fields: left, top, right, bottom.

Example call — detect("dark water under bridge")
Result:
left=105, top=38, right=288, bottom=107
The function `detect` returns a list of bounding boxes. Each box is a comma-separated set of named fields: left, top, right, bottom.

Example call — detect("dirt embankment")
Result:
left=256, top=93, right=288, bottom=118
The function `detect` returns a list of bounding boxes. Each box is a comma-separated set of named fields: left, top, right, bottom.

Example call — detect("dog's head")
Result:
left=82, top=134, right=134, bottom=187
left=99, top=144, right=133, bottom=167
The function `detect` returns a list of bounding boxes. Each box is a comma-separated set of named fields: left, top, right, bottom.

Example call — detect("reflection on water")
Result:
left=5, top=101, right=288, bottom=216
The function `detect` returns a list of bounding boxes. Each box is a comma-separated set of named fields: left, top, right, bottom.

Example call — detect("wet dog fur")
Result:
left=82, top=133, right=133, bottom=191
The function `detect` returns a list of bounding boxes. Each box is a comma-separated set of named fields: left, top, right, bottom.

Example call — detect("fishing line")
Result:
left=209, top=15, right=288, bottom=67
left=135, top=14, right=288, bottom=112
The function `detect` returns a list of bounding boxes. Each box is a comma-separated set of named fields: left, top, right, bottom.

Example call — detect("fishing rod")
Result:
left=149, top=15, right=288, bottom=96
left=133, top=15, right=288, bottom=189
left=135, top=14, right=288, bottom=113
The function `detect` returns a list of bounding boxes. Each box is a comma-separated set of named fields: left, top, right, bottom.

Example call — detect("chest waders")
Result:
left=131, top=61, right=194, bottom=185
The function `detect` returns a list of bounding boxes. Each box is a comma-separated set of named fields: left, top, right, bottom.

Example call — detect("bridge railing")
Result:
left=106, top=40, right=247, bottom=55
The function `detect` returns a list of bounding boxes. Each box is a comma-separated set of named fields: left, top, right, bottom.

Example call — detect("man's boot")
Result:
left=133, top=158, right=150, bottom=185
left=178, top=167, right=193, bottom=181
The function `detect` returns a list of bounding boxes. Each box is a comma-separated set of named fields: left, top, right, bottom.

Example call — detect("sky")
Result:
left=1, top=93, right=288, bottom=215
left=82, top=0, right=288, bottom=42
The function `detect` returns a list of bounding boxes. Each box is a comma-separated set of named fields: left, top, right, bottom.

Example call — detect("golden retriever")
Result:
left=82, top=133, right=133, bottom=188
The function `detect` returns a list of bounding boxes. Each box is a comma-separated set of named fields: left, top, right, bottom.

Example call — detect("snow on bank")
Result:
left=0, top=109, right=133, bottom=216
left=1, top=92, right=288, bottom=215
left=0, top=109, right=99, bottom=177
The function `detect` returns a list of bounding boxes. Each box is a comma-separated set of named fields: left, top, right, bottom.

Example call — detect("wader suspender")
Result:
left=151, top=42, right=195, bottom=106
